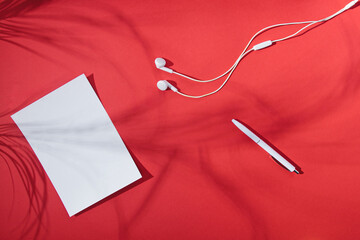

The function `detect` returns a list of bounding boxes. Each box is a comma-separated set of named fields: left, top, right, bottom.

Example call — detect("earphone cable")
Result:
left=175, top=49, right=253, bottom=98
left=173, top=4, right=351, bottom=83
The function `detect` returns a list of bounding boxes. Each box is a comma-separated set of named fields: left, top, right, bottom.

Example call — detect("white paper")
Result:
left=11, top=74, right=142, bottom=217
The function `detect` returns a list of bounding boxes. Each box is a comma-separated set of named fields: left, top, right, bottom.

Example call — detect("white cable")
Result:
left=273, top=7, right=348, bottom=43
left=175, top=49, right=253, bottom=98
left=172, top=21, right=317, bottom=83
left=173, top=2, right=353, bottom=84
left=172, top=1, right=357, bottom=98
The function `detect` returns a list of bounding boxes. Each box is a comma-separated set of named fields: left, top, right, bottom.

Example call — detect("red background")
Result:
left=1, top=0, right=360, bottom=239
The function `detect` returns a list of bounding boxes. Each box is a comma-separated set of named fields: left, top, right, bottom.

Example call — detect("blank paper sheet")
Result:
left=11, top=74, right=142, bottom=217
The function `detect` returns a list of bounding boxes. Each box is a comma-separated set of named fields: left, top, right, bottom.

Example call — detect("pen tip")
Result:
left=294, top=169, right=300, bottom=174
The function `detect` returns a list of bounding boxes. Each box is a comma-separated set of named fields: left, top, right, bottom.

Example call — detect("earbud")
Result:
left=155, top=58, right=174, bottom=73
left=157, top=80, right=178, bottom=92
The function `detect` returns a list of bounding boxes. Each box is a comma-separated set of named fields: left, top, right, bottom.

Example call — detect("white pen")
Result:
left=232, top=119, right=299, bottom=174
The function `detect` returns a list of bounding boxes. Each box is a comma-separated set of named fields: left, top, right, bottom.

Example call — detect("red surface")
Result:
left=1, top=0, right=360, bottom=239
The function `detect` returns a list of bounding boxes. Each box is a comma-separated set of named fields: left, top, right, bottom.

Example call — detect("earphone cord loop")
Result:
left=173, top=3, right=351, bottom=84
left=174, top=3, right=353, bottom=98
left=175, top=49, right=253, bottom=98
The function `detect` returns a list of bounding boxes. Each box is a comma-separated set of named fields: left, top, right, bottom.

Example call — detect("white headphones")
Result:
left=157, top=79, right=178, bottom=92
left=155, top=0, right=358, bottom=99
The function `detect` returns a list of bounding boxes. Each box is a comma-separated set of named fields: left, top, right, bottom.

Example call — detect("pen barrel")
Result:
left=257, top=141, right=295, bottom=172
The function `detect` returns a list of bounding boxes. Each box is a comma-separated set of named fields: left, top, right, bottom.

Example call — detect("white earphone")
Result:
left=157, top=80, right=178, bottom=92
left=155, top=0, right=358, bottom=99
left=155, top=58, right=173, bottom=74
